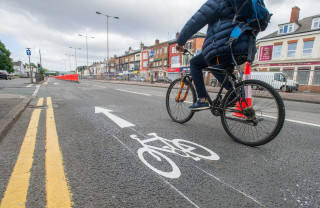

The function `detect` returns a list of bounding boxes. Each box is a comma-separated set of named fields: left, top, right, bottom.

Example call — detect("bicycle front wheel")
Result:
left=166, top=78, right=196, bottom=124
left=221, top=80, right=285, bottom=146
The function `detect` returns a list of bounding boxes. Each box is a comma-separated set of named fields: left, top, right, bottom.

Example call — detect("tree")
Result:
left=0, top=41, right=14, bottom=73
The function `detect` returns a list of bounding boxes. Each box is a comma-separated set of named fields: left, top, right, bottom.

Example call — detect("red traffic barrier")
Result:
left=54, top=74, right=79, bottom=82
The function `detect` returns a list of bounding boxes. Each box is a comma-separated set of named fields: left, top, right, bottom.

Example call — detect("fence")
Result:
left=205, top=70, right=320, bottom=93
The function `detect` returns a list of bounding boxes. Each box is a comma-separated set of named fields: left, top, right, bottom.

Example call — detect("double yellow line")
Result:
left=0, top=97, right=73, bottom=208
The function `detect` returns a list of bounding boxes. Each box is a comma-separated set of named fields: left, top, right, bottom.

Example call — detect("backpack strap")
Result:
left=226, top=22, right=252, bottom=47
left=231, top=0, right=250, bottom=24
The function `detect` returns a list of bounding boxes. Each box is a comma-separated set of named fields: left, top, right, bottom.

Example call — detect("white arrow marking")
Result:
left=95, top=107, right=135, bottom=128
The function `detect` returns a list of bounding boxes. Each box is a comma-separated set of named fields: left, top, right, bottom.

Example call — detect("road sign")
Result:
left=150, top=51, right=153, bottom=58
left=26, top=49, right=31, bottom=56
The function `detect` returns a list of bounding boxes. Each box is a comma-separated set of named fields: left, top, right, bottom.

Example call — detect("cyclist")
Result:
left=176, top=0, right=254, bottom=110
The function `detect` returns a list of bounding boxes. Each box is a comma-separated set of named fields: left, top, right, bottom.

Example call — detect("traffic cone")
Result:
left=233, top=62, right=252, bottom=117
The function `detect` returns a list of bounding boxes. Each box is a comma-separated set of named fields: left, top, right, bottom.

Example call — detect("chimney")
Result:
left=176, top=32, right=180, bottom=40
left=290, top=6, right=300, bottom=24
left=155, top=39, right=159, bottom=45
left=128, top=47, right=132, bottom=51
left=140, top=42, right=144, bottom=50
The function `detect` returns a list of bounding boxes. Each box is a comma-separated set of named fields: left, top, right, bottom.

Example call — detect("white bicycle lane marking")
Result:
left=95, top=106, right=219, bottom=178
left=95, top=106, right=266, bottom=207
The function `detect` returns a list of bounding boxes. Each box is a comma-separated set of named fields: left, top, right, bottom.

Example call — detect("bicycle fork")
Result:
left=176, top=76, right=191, bottom=102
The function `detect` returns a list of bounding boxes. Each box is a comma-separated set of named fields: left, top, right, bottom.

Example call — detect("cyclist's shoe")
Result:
left=189, top=99, right=209, bottom=111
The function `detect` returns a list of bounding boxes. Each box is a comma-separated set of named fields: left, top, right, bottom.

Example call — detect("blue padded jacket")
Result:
left=177, top=0, right=252, bottom=66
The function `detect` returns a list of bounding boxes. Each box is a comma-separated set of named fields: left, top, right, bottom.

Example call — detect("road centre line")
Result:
left=111, top=135, right=199, bottom=208
left=116, top=89, right=151, bottom=96
left=46, top=97, right=73, bottom=207
left=0, top=98, right=43, bottom=208
left=32, top=85, right=40, bottom=97
left=195, top=166, right=266, bottom=208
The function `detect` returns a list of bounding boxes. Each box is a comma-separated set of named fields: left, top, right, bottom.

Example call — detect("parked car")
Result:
left=251, top=72, right=299, bottom=92
left=155, top=77, right=172, bottom=83
left=0, top=72, right=11, bottom=80
left=136, top=77, right=147, bottom=82
left=210, top=77, right=219, bottom=87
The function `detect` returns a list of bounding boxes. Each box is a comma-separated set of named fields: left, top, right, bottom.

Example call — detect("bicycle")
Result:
left=166, top=49, right=285, bottom=147
left=130, top=133, right=219, bottom=179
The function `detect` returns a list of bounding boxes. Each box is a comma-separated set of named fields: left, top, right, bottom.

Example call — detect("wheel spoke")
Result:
left=221, top=80, right=285, bottom=146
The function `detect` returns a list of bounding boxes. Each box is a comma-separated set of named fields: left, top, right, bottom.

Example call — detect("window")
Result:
left=278, top=24, right=294, bottom=34
left=270, top=68, right=280, bottom=72
left=143, top=53, right=148, bottom=59
left=164, top=47, right=167, bottom=53
left=172, top=47, right=176, bottom=54
left=297, top=68, right=310, bottom=85
left=130, top=57, right=134, bottom=62
left=143, top=61, right=148, bottom=67
left=273, top=45, right=282, bottom=59
left=287, top=42, right=297, bottom=57
left=312, top=67, right=320, bottom=85
left=283, top=68, right=294, bottom=80
left=164, top=60, right=167, bottom=66
left=160, top=48, right=162, bottom=55
left=302, top=41, right=314, bottom=56
left=312, top=18, right=320, bottom=30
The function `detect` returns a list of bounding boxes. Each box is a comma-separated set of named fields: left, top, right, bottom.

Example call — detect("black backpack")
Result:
left=226, top=0, right=272, bottom=64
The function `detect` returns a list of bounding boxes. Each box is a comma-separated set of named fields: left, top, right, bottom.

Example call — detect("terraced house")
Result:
left=253, top=7, right=320, bottom=92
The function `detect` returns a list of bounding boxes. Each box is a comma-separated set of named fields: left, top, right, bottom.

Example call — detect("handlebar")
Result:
left=175, top=46, right=194, bottom=57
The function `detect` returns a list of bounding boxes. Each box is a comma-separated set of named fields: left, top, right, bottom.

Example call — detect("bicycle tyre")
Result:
left=166, top=78, right=196, bottom=124
left=220, top=79, right=285, bottom=146
left=138, top=147, right=181, bottom=179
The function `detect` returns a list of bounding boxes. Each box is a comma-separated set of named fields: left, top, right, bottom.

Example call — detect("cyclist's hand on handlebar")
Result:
left=176, top=45, right=185, bottom=53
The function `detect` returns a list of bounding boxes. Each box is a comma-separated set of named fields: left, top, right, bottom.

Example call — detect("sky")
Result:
left=0, top=0, right=319, bottom=71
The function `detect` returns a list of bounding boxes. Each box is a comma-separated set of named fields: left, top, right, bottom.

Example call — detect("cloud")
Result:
left=0, top=0, right=319, bottom=70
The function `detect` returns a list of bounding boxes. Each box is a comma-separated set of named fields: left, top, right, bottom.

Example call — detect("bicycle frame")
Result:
left=131, top=133, right=198, bottom=160
left=179, top=69, right=249, bottom=115
left=176, top=49, right=250, bottom=115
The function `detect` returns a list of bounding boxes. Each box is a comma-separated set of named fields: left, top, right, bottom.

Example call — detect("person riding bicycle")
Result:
left=176, top=0, right=255, bottom=110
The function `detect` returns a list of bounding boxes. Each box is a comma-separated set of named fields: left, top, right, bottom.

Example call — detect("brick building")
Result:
left=168, top=32, right=206, bottom=80
left=253, top=7, right=320, bottom=92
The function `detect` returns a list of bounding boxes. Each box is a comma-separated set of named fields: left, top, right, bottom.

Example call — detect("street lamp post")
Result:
left=69, top=47, right=81, bottom=73
left=79, top=34, right=94, bottom=75
left=96, top=11, right=119, bottom=79
left=65, top=54, right=74, bottom=72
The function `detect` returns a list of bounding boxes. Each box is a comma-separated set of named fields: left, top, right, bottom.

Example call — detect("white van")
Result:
left=251, top=72, right=299, bottom=92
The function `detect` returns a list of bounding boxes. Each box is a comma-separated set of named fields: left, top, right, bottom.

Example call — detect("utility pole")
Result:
left=39, top=49, right=42, bottom=72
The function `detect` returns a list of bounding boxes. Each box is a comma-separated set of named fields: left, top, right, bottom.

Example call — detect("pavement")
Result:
left=0, top=94, right=32, bottom=140
left=0, top=79, right=319, bottom=140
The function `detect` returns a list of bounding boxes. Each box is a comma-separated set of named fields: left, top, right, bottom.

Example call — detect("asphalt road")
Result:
left=0, top=78, right=319, bottom=208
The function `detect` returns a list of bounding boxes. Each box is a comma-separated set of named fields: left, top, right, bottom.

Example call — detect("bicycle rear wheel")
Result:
left=166, top=78, right=196, bottom=123
left=221, top=80, right=285, bottom=146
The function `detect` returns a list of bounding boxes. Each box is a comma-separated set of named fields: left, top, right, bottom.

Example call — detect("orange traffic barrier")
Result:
left=233, top=62, right=252, bottom=117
